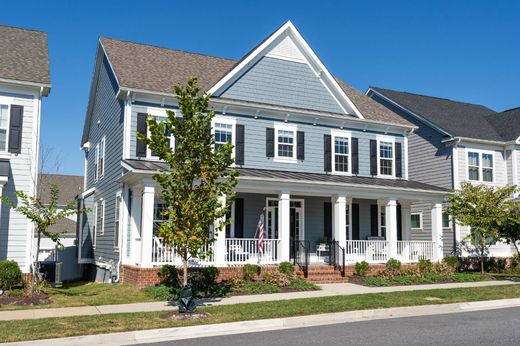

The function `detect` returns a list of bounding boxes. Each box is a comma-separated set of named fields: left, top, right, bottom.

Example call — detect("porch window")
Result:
left=442, top=212, right=450, bottom=228
left=380, top=206, right=386, bottom=237
left=267, top=200, right=279, bottom=239
left=467, top=151, right=494, bottom=182
left=214, top=122, right=233, bottom=149
left=379, top=141, right=393, bottom=176
left=277, top=130, right=294, bottom=158
left=334, top=136, right=350, bottom=172
left=154, top=202, right=167, bottom=236
left=411, top=213, right=422, bottom=229
left=114, top=193, right=122, bottom=249
left=0, top=104, right=8, bottom=151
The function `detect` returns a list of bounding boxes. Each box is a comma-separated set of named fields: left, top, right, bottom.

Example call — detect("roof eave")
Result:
left=0, top=77, right=51, bottom=96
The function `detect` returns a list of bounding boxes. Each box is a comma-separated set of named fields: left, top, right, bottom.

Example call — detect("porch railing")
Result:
left=294, top=240, right=310, bottom=278
left=331, top=240, right=346, bottom=277
left=152, top=237, right=214, bottom=265
left=345, top=240, right=389, bottom=263
left=396, top=241, right=435, bottom=262
left=226, top=238, right=280, bottom=264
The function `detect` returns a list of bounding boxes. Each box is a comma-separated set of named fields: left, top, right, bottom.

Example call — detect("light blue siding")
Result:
left=219, top=56, right=344, bottom=114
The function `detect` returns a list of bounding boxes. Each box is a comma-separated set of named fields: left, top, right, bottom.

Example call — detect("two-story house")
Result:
left=78, top=21, right=448, bottom=285
left=367, top=87, right=520, bottom=258
left=0, top=25, right=51, bottom=273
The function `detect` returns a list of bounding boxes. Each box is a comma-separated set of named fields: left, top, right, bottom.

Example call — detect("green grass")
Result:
left=1, top=284, right=519, bottom=343
left=0, top=282, right=158, bottom=311
left=232, top=281, right=281, bottom=295
left=359, top=272, right=489, bottom=287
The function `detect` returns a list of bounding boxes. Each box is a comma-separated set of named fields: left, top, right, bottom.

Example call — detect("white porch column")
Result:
left=139, top=179, right=155, bottom=268
left=431, top=202, right=444, bottom=261
left=213, top=195, right=227, bottom=266
left=400, top=202, right=412, bottom=241
left=0, top=182, right=4, bottom=223
left=385, top=198, right=398, bottom=259
left=278, top=191, right=291, bottom=262
left=332, top=195, right=347, bottom=249
left=131, top=186, right=143, bottom=265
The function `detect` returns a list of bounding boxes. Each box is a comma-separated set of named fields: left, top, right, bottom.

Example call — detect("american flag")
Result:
left=257, top=212, right=265, bottom=254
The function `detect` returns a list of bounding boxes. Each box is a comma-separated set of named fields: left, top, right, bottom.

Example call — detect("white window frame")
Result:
left=331, top=130, right=352, bottom=175
left=114, top=191, right=122, bottom=249
left=466, top=149, right=495, bottom=183
left=94, top=143, right=100, bottom=182
left=0, top=101, right=11, bottom=154
left=144, top=109, right=176, bottom=160
left=274, top=124, right=297, bottom=163
left=212, top=116, right=236, bottom=159
left=92, top=201, right=98, bottom=248
left=411, top=212, right=423, bottom=230
left=442, top=211, right=452, bottom=229
left=379, top=204, right=386, bottom=237
left=377, top=136, right=396, bottom=178
left=97, top=136, right=106, bottom=180
left=99, top=199, right=105, bottom=236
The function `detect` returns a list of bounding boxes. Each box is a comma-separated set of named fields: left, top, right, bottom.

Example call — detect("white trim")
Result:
left=452, top=145, right=459, bottom=189
left=100, top=199, right=105, bottom=236
left=94, top=142, right=100, bottom=182
left=465, top=148, right=495, bottom=183
left=0, top=98, right=13, bottom=153
left=511, top=149, right=518, bottom=191
left=265, top=197, right=305, bottom=242
left=212, top=115, right=236, bottom=160
left=410, top=212, right=423, bottom=230
left=99, top=136, right=106, bottom=179
left=80, top=187, right=96, bottom=199
left=145, top=110, right=176, bottom=160
left=114, top=191, right=123, bottom=250
left=93, top=201, right=98, bottom=248
left=123, top=96, right=132, bottom=159
left=331, top=130, right=352, bottom=175
left=274, top=123, right=298, bottom=163
left=377, top=135, right=396, bottom=178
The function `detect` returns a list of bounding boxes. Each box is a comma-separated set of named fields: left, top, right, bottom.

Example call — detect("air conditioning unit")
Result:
left=38, top=261, right=63, bottom=288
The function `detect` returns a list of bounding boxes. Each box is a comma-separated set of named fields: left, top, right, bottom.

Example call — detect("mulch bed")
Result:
left=0, top=291, right=51, bottom=307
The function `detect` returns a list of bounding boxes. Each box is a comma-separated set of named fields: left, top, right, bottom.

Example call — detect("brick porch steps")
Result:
left=296, top=265, right=350, bottom=284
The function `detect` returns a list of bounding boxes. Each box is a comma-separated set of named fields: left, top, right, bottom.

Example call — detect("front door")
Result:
left=289, top=201, right=303, bottom=258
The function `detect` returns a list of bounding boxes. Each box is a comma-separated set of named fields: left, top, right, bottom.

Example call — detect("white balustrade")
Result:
left=151, top=237, right=215, bottom=265
left=396, top=241, right=435, bottom=262
left=226, top=238, right=280, bottom=264
left=345, top=240, right=390, bottom=263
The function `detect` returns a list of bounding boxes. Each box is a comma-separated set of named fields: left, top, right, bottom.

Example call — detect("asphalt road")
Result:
left=139, top=307, right=520, bottom=346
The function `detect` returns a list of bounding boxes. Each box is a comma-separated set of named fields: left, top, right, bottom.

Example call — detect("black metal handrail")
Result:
left=331, top=240, right=346, bottom=277
left=294, top=240, right=310, bottom=278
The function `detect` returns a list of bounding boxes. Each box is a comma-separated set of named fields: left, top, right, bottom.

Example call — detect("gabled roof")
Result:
left=39, top=174, right=84, bottom=205
left=368, top=87, right=508, bottom=142
left=0, top=25, right=51, bottom=94
left=484, top=107, right=520, bottom=142
left=95, top=23, right=411, bottom=127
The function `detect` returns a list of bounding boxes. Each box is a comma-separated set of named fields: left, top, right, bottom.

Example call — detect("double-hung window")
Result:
left=0, top=104, right=8, bottom=152
left=98, top=200, right=105, bottom=236
left=467, top=150, right=494, bottom=182
left=379, top=141, right=394, bottom=176
left=411, top=213, right=422, bottom=229
left=214, top=123, right=233, bottom=149
left=333, top=132, right=350, bottom=173
left=274, top=125, right=297, bottom=162
left=98, top=137, right=105, bottom=180
left=114, top=193, right=122, bottom=249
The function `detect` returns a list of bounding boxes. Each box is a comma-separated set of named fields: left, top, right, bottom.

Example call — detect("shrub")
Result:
left=430, top=262, right=455, bottom=277
left=0, top=261, right=23, bottom=290
left=289, top=278, right=320, bottom=291
left=354, top=261, right=370, bottom=276
left=187, top=266, right=220, bottom=296
left=144, top=285, right=180, bottom=301
left=442, top=256, right=460, bottom=270
left=386, top=258, right=401, bottom=270
left=231, top=281, right=281, bottom=295
left=242, top=264, right=261, bottom=281
left=363, top=276, right=391, bottom=287
left=157, top=265, right=179, bottom=287
left=278, top=262, right=295, bottom=277
left=262, top=271, right=291, bottom=287
left=418, top=259, right=432, bottom=273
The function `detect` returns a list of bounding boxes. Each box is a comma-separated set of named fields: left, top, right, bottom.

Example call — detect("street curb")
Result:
left=4, top=298, right=520, bottom=346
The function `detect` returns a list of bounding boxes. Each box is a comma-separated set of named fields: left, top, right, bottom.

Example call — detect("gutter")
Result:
left=0, top=77, right=51, bottom=96
left=442, top=136, right=507, bottom=146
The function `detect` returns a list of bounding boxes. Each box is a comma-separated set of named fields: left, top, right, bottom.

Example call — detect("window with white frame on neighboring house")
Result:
left=379, top=141, right=393, bottom=176
left=98, top=137, right=105, bottom=179
left=0, top=104, right=8, bottom=152
left=411, top=213, right=422, bottom=229
left=92, top=201, right=98, bottom=247
left=334, top=135, right=350, bottom=173
left=114, top=193, right=122, bottom=249
left=467, top=151, right=494, bottom=182
left=98, top=200, right=105, bottom=236
left=442, top=212, right=450, bottom=228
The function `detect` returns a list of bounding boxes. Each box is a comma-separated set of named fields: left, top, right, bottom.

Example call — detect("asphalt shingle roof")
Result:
left=370, top=87, right=512, bottom=142
left=39, top=174, right=84, bottom=206
left=484, top=107, right=520, bottom=142
left=100, top=38, right=410, bottom=127
left=0, top=25, right=51, bottom=86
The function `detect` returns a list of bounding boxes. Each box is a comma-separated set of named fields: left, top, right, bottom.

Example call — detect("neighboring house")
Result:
left=79, top=21, right=448, bottom=285
left=35, top=174, right=83, bottom=261
left=0, top=25, right=51, bottom=273
left=367, top=87, right=520, bottom=257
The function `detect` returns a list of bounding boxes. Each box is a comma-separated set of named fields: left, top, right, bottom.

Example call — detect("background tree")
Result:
left=497, top=205, right=520, bottom=256
left=447, top=182, right=516, bottom=273
left=138, top=76, right=238, bottom=287
left=1, top=184, right=84, bottom=291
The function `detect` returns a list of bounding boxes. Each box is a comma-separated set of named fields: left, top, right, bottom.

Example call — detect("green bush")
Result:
left=144, top=285, right=180, bottom=301
left=262, top=271, right=291, bottom=287
left=157, top=265, right=179, bottom=288
left=418, top=259, right=432, bottom=273
left=278, top=262, right=295, bottom=277
left=0, top=260, right=23, bottom=290
left=242, top=264, right=261, bottom=281
left=442, top=256, right=460, bottom=270
left=231, top=280, right=281, bottom=295
left=289, top=278, right=320, bottom=291
left=354, top=261, right=370, bottom=276
left=386, top=258, right=401, bottom=271
left=363, top=276, right=391, bottom=287
left=187, top=266, right=220, bottom=297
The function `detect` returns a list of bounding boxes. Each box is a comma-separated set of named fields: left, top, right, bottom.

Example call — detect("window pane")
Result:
left=0, top=129, right=6, bottom=151
left=215, top=123, right=232, bottom=149
left=442, top=213, right=450, bottom=228
left=483, top=168, right=493, bottom=182
left=468, top=167, right=479, bottom=181
left=482, top=154, right=493, bottom=168
left=277, top=130, right=294, bottom=158
left=335, top=154, right=349, bottom=172
left=380, top=159, right=392, bottom=175
left=334, top=137, right=349, bottom=154
left=411, top=214, right=421, bottom=228
left=468, top=152, right=479, bottom=166
left=379, top=142, right=393, bottom=159
left=0, top=105, right=8, bottom=128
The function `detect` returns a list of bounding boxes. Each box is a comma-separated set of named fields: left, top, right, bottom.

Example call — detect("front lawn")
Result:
left=1, top=284, right=519, bottom=343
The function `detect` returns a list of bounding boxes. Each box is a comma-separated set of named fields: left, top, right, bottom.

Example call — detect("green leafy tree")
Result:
left=447, top=182, right=517, bottom=273
left=1, top=184, right=86, bottom=291
left=497, top=206, right=520, bottom=256
left=137, top=76, right=238, bottom=286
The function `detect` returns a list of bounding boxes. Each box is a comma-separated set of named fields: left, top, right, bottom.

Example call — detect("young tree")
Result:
left=138, top=76, right=238, bottom=288
left=497, top=205, right=520, bottom=256
left=1, top=184, right=84, bottom=291
left=447, top=182, right=516, bottom=273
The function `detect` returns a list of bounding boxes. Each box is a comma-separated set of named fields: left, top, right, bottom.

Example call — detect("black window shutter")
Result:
left=324, top=202, right=332, bottom=239
left=235, top=124, right=245, bottom=165
left=352, top=204, right=360, bottom=240
left=324, top=134, right=332, bottom=172
left=266, top=128, right=274, bottom=157
left=395, top=142, right=402, bottom=178
left=136, top=113, right=148, bottom=157
left=8, top=105, right=23, bottom=154
left=234, top=198, right=244, bottom=238
left=397, top=204, right=402, bottom=241
left=351, top=137, right=359, bottom=174
left=370, top=139, right=377, bottom=175
left=370, top=204, right=379, bottom=237
left=297, top=131, right=305, bottom=160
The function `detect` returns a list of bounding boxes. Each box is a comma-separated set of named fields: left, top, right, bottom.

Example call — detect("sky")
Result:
left=2, top=0, right=519, bottom=176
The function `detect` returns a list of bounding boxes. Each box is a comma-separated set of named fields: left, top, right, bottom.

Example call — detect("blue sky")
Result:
left=2, top=0, right=519, bottom=175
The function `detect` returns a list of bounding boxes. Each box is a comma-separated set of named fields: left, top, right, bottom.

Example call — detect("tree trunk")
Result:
left=513, top=241, right=520, bottom=257
left=183, top=258, right=188, bottom=287
left=32, top=230, right=42, bottom=294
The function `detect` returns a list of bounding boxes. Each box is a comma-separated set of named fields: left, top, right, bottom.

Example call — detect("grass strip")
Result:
left=1, top=284, right=519, bottom=343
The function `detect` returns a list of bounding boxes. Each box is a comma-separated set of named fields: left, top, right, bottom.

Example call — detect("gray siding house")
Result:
left=367, top=87, right=520, bottom=257
left=0, top=25, right=51, bottom=273
left=79, top=21, right=448, bottom=282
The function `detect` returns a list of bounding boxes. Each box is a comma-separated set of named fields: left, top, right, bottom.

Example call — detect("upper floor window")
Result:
left=98, top=137, right=105, bottom=180
left=98, top=200, right=105, bottom=236
left=379, top=141, right=393, bottom=176
left=215, top=122, right=233, bottom=149
left=0, top=104, right=8, bottom=151
left=274, top=124, right=297, bottom=162
left=467, top=150, right=493, bottom=182
left=334, top=135, right=350, bottom=173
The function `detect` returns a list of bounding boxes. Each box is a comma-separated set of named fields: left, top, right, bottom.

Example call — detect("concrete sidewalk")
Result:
left=1, top=280, right=517, bottom=321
